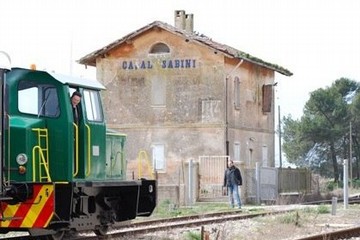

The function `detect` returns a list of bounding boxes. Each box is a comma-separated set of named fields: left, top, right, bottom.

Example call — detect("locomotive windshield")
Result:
left=18, top=80, right=60, bottom=118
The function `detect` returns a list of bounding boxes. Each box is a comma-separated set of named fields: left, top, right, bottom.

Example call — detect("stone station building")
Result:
left=79, top=10, right=292, bottom=204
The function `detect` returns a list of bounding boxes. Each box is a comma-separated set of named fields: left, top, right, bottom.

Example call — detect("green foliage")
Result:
left=316, top=204, right=330, bottom=214
left=326, top=181, right=340, bottom=191
left=351, top=179, right=360, bottom=188
left=282, top=78, right=360, bottom=182
left=302, top=207, right=317, bottom=214
left=184, top=231, right=201, bottom=240
left=278, top=211, right=301, bottom=226
left=282, top=116, right=313, bottom=165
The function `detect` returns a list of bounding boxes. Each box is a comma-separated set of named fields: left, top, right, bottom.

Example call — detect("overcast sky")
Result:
left=1, top=0, right=360, bottom=121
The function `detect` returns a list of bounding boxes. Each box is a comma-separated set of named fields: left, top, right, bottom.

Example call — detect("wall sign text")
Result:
left=121, top=59, right=196, bottom=70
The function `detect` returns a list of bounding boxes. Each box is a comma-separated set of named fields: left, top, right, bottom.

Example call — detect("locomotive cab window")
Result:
left=18, top=81, right=60, bottom=117
left=83, top=89, right=103, bottom=122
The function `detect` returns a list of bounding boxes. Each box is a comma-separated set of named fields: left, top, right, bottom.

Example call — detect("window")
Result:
left=152, top=144, right=165, bottom=171
left=234, top=77, right=240, bottom=109
left=262, top=84, right=273, bottom=113
left=248, top=148, right=253, bottom=166
left=151, top=76, right=166, bottom=106
left=200, top=99, right=221, bottom=122
left=149, top=43, right=170, bottom=54
left=234, top=142, right=240, bottom=162
left=83, top=89, right=103, bottom=122
left=18, top=81, right=60, bottom=118
left=262, top=145, right=268, bottom=167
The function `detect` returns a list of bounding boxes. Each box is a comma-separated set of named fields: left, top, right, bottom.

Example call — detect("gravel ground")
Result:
left=2, top=204, right=360, bottom=240
left=132, top=204, right=360, bottom=240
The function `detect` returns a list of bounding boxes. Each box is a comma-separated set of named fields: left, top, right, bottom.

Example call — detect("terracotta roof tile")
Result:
left=78, top=21, right=292, bottom=76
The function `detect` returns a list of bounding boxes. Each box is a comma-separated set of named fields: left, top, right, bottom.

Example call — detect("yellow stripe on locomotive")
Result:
left=1, top=183, right=54, bottom=228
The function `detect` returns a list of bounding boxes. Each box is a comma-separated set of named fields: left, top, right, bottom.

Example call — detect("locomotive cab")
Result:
left=0, top=67, right=156, bottom=238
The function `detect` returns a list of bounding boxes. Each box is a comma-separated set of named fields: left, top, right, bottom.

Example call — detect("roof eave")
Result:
left=241, top=57, right=293, bottom=76
left=78, top=21, right=165, bottom=67
left=78, top=21, right=293, bottom=77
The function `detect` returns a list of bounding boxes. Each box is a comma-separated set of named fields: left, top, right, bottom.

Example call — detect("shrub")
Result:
left=278, top=211, right=301, bottom=226
left=317, top=204, right=330, bottom=214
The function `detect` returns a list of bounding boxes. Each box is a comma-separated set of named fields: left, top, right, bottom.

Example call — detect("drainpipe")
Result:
left=225, top=59, right=244, bottom=157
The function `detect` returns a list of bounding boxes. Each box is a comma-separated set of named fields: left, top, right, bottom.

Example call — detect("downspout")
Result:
left=225, top=59, right=244, bottom=156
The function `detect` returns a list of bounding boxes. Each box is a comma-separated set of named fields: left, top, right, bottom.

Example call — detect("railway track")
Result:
left=82, top=206, right=312, bottom=239
left=0, top=207, right=297, bottom=239
left=3, top=203, right=360, bottom=239
left=295, top=226, right=360, bottom=240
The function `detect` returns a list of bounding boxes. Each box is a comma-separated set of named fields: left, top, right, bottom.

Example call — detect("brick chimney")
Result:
left=174, top=10, right=194, bottom=33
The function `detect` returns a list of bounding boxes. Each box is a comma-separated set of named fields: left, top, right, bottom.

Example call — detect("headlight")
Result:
left=148, top=184, right=153, bottom=193
left=16, top=153, right=28, bottom=165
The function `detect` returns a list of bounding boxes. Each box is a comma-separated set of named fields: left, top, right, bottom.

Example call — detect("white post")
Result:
left=188, top=159, right=193, bottom=206
left=256, top=162, right=261, bottom=204
left=331, top=197, right=337, bottom=215
left=343, top=159, right=348, bottom=209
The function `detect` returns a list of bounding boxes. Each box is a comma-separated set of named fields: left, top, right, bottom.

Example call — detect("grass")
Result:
left=183, top=231, right=201, bottom=240
left=146, top=199, right=267, bottom=220
left=316, top=204, right=330, bottom=214
left=274, top=204, right=330, bottom=228
left=137, top=200, right=360, bottom=240
left=150, top=200, right=231, bottom=218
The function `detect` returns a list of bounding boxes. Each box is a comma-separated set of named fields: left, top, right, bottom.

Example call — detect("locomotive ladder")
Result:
left=32, top=128, right=51, bottom=182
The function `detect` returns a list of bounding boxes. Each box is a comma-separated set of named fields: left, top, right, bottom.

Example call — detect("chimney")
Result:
left=174, top=10, right=194, bottom=33
left=174, top=10, right=186, bottom=30
left=185, top=13, right=194, bottom=33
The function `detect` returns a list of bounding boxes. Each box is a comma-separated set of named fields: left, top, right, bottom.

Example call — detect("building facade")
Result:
left=79, top=10, right=292, bottom=204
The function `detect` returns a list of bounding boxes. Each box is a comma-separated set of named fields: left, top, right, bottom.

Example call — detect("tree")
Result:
left=282, top=78, right=359, bottom=182
left=349, top=91, right=360, bottom=178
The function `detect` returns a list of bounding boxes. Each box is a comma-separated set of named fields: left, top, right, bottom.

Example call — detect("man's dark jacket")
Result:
left=224, top=166, right=242, bottom=187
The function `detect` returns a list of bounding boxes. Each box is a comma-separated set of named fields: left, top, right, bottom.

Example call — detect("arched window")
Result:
left=149, top=43, right=170, bottom=54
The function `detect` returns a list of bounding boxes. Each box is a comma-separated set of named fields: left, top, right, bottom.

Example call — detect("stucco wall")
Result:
left=94, top=27, right=276, bottom=203
left=225, top=58, right=275, bottom=167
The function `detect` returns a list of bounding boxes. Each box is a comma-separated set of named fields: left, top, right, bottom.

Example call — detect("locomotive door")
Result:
left=70, top=88, right=106, bottom=179
left=72, top=88, right=106, bottom=179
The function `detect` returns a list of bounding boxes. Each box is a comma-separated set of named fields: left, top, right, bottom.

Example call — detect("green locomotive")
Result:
left=0, top=55, right=156, bottom=239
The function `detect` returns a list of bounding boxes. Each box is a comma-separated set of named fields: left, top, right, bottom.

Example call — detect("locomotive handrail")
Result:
left=35, top=128, right=49, bottom=164
left=73, top=123, right=79, bottom=177
left=111, top=150, right=124, bottom=175
left=85, top=124, right=91, bottom=177
left=137, top=150, right=155, bottom=180
left=32, top=146, right=52, bottom=182
left=6, top=114, right=11, bottom=186
left=32, top=128, right=51, bottom=182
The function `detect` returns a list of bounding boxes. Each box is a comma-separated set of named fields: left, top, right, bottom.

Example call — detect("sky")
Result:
left=1, top=0, right=360, bottom=120
left=1, top=0, right=359, bottom=166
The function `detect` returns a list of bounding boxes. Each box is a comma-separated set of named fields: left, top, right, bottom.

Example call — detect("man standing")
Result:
left=223, top=159, right=242, bottom=208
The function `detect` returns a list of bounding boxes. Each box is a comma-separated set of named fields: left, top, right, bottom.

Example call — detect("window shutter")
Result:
left=262, top=84, right=272, bottom=112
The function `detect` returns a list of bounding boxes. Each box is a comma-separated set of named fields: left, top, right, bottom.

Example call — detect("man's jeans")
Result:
left=228, top=184, right=241, bottom=208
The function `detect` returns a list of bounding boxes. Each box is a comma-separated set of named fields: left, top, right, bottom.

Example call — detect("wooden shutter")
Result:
left=262, top=84, right=272, bottom=112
